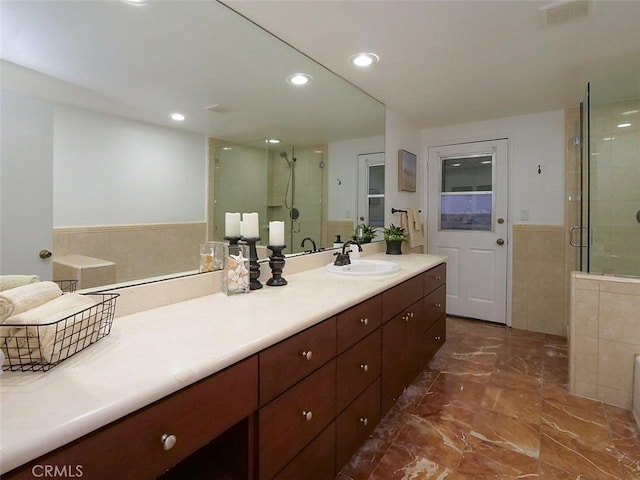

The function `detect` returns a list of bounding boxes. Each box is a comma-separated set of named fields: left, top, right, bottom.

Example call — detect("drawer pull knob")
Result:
left=435, top=303, right=442, bottom=308
left=410, top=312, right=414, bottom=318
left=360, top=364, right=369, bottom=373
left=161, top=433, right=177, bottom=451
left=360, top=417, right=369, bottom=426
left=360, top=318, right=369, bottom=326
left=435, top=336, right=441, bottom=340
left=302, top=410, right=313, bottom=421
left=302, top=350, right=313, bottom=361
left=435, top=276, right=442, bottom=280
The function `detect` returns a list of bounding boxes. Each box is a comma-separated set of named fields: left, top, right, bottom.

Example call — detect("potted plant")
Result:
left=383, top=224, right=407, bottom=255
left=353, top=222, right=379, bottom=243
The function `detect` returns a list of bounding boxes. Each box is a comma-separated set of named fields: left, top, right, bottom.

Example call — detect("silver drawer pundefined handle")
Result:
left=302, top=411, right=313, bottom=421
left=360, top=318, right=368, bottom=326
left=302, top=350, right=313, bottom=361
left=360, top=417, right=368, bottom=426
left=161, top=433, right=177, bottom=451
left=360, top=364, right=369, bottom=373
left=435, top=336, right=441, bottom=341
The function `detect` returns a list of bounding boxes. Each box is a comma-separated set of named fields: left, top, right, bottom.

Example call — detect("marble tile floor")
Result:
left=336, top=317, right=640, bottom=480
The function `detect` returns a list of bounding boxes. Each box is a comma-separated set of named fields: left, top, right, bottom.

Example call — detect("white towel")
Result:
left=1, top=293, right=98, bottom=365
left=0, top=281, right=62, bottom=323
left=0, top=275, right=40, bottom=292
left=405, top=207, right=425, bottom=249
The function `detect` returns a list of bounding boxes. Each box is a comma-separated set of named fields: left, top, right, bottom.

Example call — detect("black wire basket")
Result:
left=53, top=279, right=79, bottom=293
left=1, top=293, right=119, bottom=372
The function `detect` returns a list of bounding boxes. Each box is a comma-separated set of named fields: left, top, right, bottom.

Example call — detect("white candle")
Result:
left=225, top=212, right=241, bottom=237
left=242, top=212, right=260, bottom=238
left=269, top=221, right=285, bottom=246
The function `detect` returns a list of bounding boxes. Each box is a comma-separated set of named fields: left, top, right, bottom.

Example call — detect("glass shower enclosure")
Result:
left=574, top=73, right=640, bottom=277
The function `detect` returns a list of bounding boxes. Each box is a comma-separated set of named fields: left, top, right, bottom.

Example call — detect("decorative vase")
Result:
left=385, top=240, right=403, bottom=255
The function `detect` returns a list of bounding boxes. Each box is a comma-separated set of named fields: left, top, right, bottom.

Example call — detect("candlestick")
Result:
left=225, top=212, right=241, bottom=238
left=269, top=221, right=285, bottom=246
left=241, top=237, right=262, bottom=290
left=242, top=212, right=260, bottom=238
left=266, top=245, right=287, bottom=287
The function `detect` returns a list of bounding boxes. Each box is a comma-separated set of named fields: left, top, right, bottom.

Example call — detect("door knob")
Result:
left=39, top=249, right=52, bottom=259
left=496, top=239, right=505, bottom=246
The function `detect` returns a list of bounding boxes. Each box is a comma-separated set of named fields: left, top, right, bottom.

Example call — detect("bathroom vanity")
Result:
left=1, top=253, right=446, bottom=480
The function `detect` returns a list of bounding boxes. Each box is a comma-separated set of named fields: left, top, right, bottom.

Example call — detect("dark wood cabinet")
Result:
left=336, top=296, right=381, bottom=354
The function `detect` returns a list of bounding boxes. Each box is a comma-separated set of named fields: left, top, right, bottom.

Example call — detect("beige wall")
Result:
left=569, top=272, right=640, bottom=409
left=512, top=224, right=567, bottom=336
left=53, top=222, right=206, bottom=285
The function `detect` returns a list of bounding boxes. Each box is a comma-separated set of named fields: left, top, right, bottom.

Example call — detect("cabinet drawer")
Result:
left=423, top=284, right=446, bottom=328
left=336, top=378, right=381, bottom=471
left=381, top=313, right=406, bottom=416
left=336, top=295, right=381, bottom=354
left=259, top=360, right=336, bottom=480
left=337, top=329, right=381, bottom=413
left=273, top=422, right=336, bottom=480
left=260, top=317, right=336, bottom=406
left=424, top=263, right=446, bottom=296
left=5, top=356, right=258, bottom=480
left=381, top=274, right=423, bottom=323
left=425, top=315, right=447, bottom=362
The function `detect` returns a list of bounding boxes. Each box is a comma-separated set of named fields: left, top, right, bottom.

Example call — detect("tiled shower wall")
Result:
left=512, top=224, right=567, bottom=336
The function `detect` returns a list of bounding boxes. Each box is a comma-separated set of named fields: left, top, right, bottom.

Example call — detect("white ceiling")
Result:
left=225, top=0, right=640, bottom=129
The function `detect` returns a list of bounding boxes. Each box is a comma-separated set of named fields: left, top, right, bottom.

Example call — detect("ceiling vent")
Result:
left=540, top=0, right=590, bottom=27
left=205, top=104, right=230, bottom=114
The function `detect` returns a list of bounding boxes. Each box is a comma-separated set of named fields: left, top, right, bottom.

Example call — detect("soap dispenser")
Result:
left=333, top=235, right=344, bottom=249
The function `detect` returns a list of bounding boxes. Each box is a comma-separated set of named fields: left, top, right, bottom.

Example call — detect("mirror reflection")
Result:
left=0, top=0, right=385, bottom=289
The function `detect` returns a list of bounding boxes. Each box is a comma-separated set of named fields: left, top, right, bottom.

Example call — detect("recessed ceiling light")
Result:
left=452, top=163, right=461, bottom=167
left=170, top=112, right=185, bottom=122
left=348, top=52, right=379, bottom=68
left=286, top=73, right=313, bottom=86
left=617, top=123, right=632, bottom=128
left=123, top=0, right=149, bottom=5
left=222, top=147, right=232, bottom=151
left=621, top=110, right=639, bottom=115
left=481, top=160, right=492, bottom=164
left=603, top=137, right=615, bottom=141
left=267, top=139, right=280, bottom=144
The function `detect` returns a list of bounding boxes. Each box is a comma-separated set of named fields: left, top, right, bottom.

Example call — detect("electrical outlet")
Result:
left=345, top=210, right=351, bottom=218
left=520, top=209, right=530, bottom=221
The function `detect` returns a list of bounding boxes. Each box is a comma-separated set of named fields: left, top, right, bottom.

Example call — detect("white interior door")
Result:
left=427, top=139, right=508, bottom=324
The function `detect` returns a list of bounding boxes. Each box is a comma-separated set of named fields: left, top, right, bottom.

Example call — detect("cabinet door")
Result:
left=381, top=313, right=406, bottom=415
left=260, top=317, right=336, bottom=406
left=336, top=329, right=381, bottom=413
left=404, top=299, right=425, bottom=384
left=424, top=263, right=446, bottom=296
left=336, top=295, right=381, bottom=354
left=423, top=284, right=446, bottom=330
left=259, top=360, right=336, bottom=480
left=336, top=378, right=381, bottom=471
left=273, top=423, right=336, bottom=480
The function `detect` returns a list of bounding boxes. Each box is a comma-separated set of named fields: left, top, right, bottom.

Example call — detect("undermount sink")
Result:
left=325, top=259, right=400, bottom=276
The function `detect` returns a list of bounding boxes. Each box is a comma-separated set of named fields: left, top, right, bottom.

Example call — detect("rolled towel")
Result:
left=0, top=281, right=62, bottom=323
left=0, top=275, right=40, bottom=292
left=2, top=294, right=99, bottom=364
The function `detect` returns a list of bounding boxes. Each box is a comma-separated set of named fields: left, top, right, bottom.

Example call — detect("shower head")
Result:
left=279, top=151, right=292, bottom=165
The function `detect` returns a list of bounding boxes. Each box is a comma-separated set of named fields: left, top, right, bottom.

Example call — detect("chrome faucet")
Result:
left=333, top=239, right=362, bottom=266
left=300, top=237, right=317, bottom=253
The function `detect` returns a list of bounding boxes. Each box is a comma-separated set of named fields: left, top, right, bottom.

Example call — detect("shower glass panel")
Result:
left=212, top=140, right=326, bottom=255
left=583, top=75, right=640, bottom=277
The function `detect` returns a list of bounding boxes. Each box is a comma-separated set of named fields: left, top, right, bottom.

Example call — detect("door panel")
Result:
left=427, top=139, right=508, bottom=324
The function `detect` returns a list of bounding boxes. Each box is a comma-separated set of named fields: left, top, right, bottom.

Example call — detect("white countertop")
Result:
left=0, top=253, right=445, bottom=474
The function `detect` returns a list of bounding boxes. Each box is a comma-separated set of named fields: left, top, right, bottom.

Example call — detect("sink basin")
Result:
left=325, top=259, right=400, bottom=276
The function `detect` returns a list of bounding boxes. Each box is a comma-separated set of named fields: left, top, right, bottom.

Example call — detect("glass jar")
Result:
left=222, top=244, right=250, bottom=295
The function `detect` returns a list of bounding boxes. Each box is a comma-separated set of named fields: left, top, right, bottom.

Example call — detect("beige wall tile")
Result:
left=596, top=385, right=632, bottom=410
left=572, top=334, right=598, bottom=386
left=598, top=292, right=640, bottom=344
left=573, top=381, right=598, bottom=401
left=599, top=279, right=640, bottom=296
left=573, top=289, right=599, bottom=337
left=575, top=278, right=600, bottom=291
left=597, top=338, right=640, bottom=393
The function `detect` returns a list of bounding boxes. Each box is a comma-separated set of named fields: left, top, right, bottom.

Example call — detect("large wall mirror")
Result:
left=0, top=0, right=385, bottom=289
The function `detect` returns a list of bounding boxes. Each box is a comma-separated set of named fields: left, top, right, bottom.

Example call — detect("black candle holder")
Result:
left=266, top=245, right=287, bottom=287
left=224, top=236, right=242, bottom=256
left=241, top=237, right=262, bottom=290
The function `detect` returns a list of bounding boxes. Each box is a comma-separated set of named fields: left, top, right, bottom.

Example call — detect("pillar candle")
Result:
left=242, top=212, right=260, bottom=238
left=269, top=221, right=285, bottom=246
left=225, top=212, right=241, bottom=237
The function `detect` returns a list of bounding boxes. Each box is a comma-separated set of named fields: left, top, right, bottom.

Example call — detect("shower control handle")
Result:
left=636, top=210, right=640, bottom=224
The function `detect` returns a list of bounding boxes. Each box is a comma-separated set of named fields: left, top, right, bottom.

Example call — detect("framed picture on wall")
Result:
left=398, top=149, right=417, bottom=192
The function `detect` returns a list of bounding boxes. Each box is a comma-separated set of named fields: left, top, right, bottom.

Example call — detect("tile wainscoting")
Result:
left=570, top=272, right=640, bottom=408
